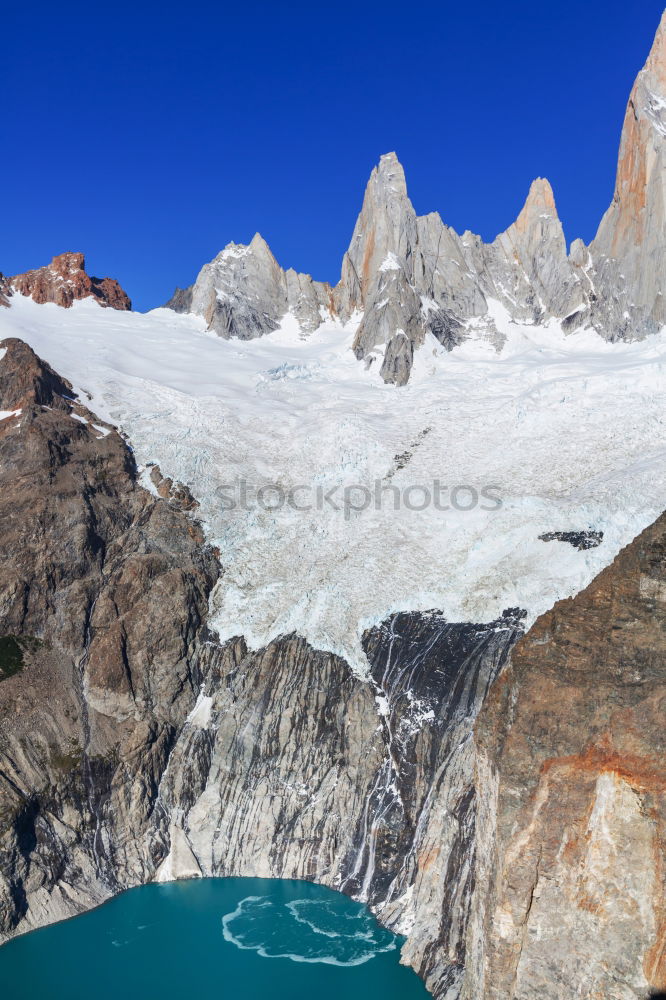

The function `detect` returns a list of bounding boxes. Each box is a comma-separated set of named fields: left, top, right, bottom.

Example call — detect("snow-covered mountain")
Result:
left=164, top=13, right=666, bottom=385
left=1, top=14, right=666, bottom=675
left=2, top=13, right=666, bottom=1000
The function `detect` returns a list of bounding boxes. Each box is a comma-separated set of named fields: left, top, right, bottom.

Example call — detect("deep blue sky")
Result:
left=3, top=1, right=664, bottom=310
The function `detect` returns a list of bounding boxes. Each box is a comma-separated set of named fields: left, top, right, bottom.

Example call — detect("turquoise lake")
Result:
left=0, top=877, right=431, bottom=999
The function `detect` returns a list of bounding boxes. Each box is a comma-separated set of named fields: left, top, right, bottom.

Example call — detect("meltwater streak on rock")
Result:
left=146, top=610, right=523, bottom=998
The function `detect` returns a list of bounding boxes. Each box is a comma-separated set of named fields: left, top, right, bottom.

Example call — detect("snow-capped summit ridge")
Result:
left=162, top=11, right=666, bottom=384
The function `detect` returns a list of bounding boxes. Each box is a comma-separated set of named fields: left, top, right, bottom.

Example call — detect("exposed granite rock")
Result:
left=147, top=463, right=199, bottom=511
left=165, top=285, right=193, bottom=314
left=538, top=529, right=604, bottom=550
left=380, top=330, right=415, bottom=386
left=9, top=253, right=131, bottom=310
left=0, top=275, right=11, bottom=308
left=589, top=11, right=666, bottom=341
left=139, top=608, right=523, bottom=997
left=166, top=235, right=332, bottom=340
left=473, top=510, right=666, bottom=1000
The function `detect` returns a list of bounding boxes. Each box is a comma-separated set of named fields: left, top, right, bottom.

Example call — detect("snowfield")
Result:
left=2, top=293, right=666, bottom=675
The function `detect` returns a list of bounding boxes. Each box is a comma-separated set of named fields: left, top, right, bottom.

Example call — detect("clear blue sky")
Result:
left=2, top=1, right=664, bottom=310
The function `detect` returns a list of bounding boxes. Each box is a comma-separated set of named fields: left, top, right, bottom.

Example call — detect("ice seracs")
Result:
left=3, top=292, right=666, bottom=679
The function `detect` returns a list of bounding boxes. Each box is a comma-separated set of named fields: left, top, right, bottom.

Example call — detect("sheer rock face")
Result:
left=590, top=11, right=666, bottom=339
left=9, top=252, right=131, bottom=310
left=0, top=337, right=218, bottom=937
left=472, top=510, right=666, bottom=1000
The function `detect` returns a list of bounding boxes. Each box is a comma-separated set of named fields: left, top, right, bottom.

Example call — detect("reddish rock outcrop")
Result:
left=9, top=252, right=131, bottom=310
left=474, top=512, right=666, bottom=999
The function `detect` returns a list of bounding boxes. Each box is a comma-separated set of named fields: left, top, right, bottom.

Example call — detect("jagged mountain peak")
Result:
left=214, top=241, right=250, bottom=261
left=249, top=231, right=275, bottom=255
left=164, top=10, right=666, bottom=383
left=512, top=176, right=558, bottom=231
left=213, top=233, right=275, bottom=264
left=589, top=8, right=666, bottom=338
left=371, top=151, right=408, bottom=196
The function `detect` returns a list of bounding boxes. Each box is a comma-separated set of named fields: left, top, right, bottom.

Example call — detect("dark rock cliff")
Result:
left=0, top=337, right=217, bottom=934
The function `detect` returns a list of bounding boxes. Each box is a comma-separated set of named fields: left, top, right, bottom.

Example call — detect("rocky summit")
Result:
left=5, top=252, right=131, bottom=311
left=165, top=12, right=666, bottom=385
left=2, top=11, right=666, bottom=1000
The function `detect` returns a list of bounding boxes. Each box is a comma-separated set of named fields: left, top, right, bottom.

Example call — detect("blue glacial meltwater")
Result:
left=0, top=877, right=431, bottom=999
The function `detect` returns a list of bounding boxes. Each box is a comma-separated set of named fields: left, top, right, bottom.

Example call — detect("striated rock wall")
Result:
left=145, top=610, right=522, bottom=998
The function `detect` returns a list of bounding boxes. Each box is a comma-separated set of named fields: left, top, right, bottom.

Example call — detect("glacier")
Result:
left=2, top=291, right=665, bottom=675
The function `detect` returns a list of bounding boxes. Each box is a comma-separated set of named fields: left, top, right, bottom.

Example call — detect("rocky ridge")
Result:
left=5, top=252, right=131, bottom=310
left=167, top=12, right=666, bottom=384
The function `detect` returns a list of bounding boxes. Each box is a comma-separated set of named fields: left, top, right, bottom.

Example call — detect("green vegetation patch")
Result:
left=51, top=739, right=83, bottom=774
left=0, top=636, right=25, bottom=680
left=0, top=635, right=44, bottom=681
